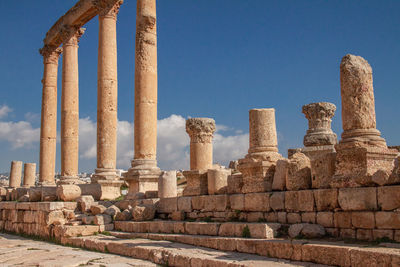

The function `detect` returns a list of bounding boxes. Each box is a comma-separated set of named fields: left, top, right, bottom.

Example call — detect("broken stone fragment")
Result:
left=132, top=204, right=156, bottom=221
left=286, top=153, right=311, bottom=190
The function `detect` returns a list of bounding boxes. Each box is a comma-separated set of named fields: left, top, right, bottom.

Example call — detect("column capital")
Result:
left=93, top=0, right=123, bottom=19
left=39, top=45, right=62, bottom=64
left=60, top=26, right=86, bottom=46
left=186, top=118, right=216, bottom=143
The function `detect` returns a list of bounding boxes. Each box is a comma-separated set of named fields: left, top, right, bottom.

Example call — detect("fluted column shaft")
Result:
left=94, top=2, right=122, bottom=181
left=134, top=0, right=158, bottom=163
left=39, top=46, right=62, bottom=185
left=60, top=28, right=84, bottom=184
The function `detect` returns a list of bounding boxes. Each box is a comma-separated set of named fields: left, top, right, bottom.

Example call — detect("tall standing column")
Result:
left=59, top=27, right=85, bottom=185
left=126, top=0, right=161, bottom=196
left=93, top=0, right=123, bottom=182
left=39, top=45, right=62, bottom=185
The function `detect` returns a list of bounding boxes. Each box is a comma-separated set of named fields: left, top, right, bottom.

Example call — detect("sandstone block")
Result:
left=285, top=190, right=314, bottom=212
left=334, top=212, right=352, bottom=228
left=377, top=186, right=400, bottom=211
left=265, top=212, right=278, bottom=222
left=77, top=195, right=95, bottom=213
left=375, top=212, right=400, bottom=229
left=311, top=151, right=336, bottom=188
left=301, top=223, right=325, bottom=238
left=94, top=214, right=112, bottom=225
left=301, top=212, right=316, bottom=224
left=191, top=196, right=205, bottom=210
left=247, top=212, right=264, bottom=222
left=286, top=153, right=311, bottom=190
left=272, top=159, right=288, bottom=190
left=115, top=209, right=132, bottom=221
left=248, top=223, right=281, bottom=239
left=132, top=204, right=155, bottom=221
left=204, top=195, right=229, bottom=212
left=170, top=211, right=185, bottom=221
left=82, top=215, right=95, bottom=225
left=316, top=212, right=334, bottom=227
left=357, top=229, right=373, bottom=241
left=244, top=193, right=270, bottom=212
left=90, top=204, right=107, bottom=215
left=56, top=185, right=81, bottom=201
left=277, top=212, right=287, bottom=224
left=229, top=194, right=245, bottom=211
left=338, top=187, right=377, bottom=211
left=372, top=229, right=394, bottom=240
left=227, top=173, right=243, bottom=194
left=301, top=243, right=351, bottom=267
left=185, top=222, right=219, bottom=236
left=352, top=211, right=375, bottom=229
left=269, top=192, right=285, bottom=211
left=177, top=197, right=192, bottom=212
left=340, top=228, right=356, bottom=239
left=287, top=213, right=301, bottom=224
left=314, top=189, right=338, bottom=211
left=157, top=197, right=177, bottom=213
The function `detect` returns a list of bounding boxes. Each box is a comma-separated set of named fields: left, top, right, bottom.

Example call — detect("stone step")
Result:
left=106, top=231, right=400, bottom=267
left=61, top=234, right=325, bottom=267
left=115, top=220, right=282, bottom=238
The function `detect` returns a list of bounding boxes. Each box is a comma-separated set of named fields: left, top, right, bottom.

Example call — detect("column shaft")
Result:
left=95, top=5, right=120, bottom=180
left=39, top=46, right=62, bottom=185
left=134, top=0, right=158, bottom=162
left=9, top=161, right=22, bottom=188
left=23, top=163, right=36, bottom=187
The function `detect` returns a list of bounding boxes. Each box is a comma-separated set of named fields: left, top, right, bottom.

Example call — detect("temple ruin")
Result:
left=1, top=0, right=400, bottom=266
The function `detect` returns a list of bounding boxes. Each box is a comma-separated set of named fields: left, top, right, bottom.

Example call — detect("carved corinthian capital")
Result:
left=60, top=26, right=86, bottom=46
left=186, top=118, right=216, bottom=143
left=93, top=0, right=123, bottom=19
left=39, top=45, right=63, bottom=64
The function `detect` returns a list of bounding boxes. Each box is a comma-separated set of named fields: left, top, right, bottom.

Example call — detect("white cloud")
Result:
left=0, top=120, right=40, bottom=149
left=0, top=105, right=12, bottom=119
left=24, top=112, right=40, bottom=123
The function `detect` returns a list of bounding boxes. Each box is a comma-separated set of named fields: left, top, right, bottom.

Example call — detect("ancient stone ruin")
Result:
left=1, top=0, right=400, bottom=266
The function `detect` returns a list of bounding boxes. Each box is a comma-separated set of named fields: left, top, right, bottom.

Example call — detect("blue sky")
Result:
left=0, top=0, right=399, bottom=173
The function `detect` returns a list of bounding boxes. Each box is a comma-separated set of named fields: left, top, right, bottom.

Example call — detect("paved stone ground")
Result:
left=0, top=233, right=157, bottom=267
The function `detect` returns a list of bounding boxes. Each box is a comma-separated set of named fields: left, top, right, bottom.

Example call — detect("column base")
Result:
left=95, top=180, right=124, bottom=200
left=340, top=128, right=387, bottom=148
left=238, top=152, right=282, bottom=193
left=182, top=170, right=208, bottom=196
left=91, top=168, right=120, bottom=183
left=125, top=159, right=161, bottom=198
left=331, top=144, right=398, bottom=188
left=58, top=176, right=84, bottom=185
left=303, top=130, right=337, bottom=147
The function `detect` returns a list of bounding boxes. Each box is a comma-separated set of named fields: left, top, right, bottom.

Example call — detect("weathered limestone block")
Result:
left=244, top=193, right=270, bottom=212
left=238, top=109, right=282, bottom=193
left=302, top=102, right=337, bottom=147
left=204, top=195, right=229, bottom=212
left=191, top=196, right=205, bottom=210
left=272, top=159, right=288, bottom=191
left=333, top=55, right=397, bottom=187
left=157, top=197, right=177, bottom=213
left=352, top=212, right=375, bottom=229
left=286, top=152, right=311, bottom=191
left=82, top=215, right=95, bottom=225
left=372, top=229, right=394, bottom=240
left=375, top=212, right=400, bottom=229
left=94, top=214, right=112, bottom=225
left=56, top=184, right=81, bottom=201
left=356, top=229, right=373, bottom=241
left=23, top=163, right=36, bottom=187
left=115, top=209, right=133, bottom=221
left=302, top=212, right=316, bottom=224
left=287, top=213, right=301, bottom=224
left=46, top=210, right=65, bottom=225
left=77, top=195, right=95, bottom=213
left=288, top=223, right=325, bottom=238
left=182, top=170, right=208, bottom=196
left=185, top=222, right=219, bottom=236
left=177, top=197, right=192, bottom=212
left=158, top=171, right=177, bottom=198
left=311, top=152, right=336, bottom=189
left=338, top=187, right=377, bottom=211
left=334, top=212, right=352, bottom=228
left=314, top=189, right=338, bottom=211
left=104, top=205, right=120, bottom=217
left=377, top=186, right=400, bottom=211
left=90, top=204, right=107, bottom=215
left=41, top=186, right=57, bottom=201
left=170, top=210, right=185, bottom=221
left=132, top=204, right=156, bottom=221
left=285, top=190, right=314, bottom=212
left=227, top=173, right=243, bottom=194
left=207, top=168, right=231, bottom=195
left=269, top=192, right=285, bottom=211
left=230, top=194, right=244, bottom=211
left=9, top=161, right=22, bottom=188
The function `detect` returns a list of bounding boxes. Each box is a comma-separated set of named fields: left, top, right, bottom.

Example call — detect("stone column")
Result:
left=39, top=46, right=62, bottom=185
left=186, top=118, right=216, bottom=171
left=183, top=118, right=216, bottom=196
left=91, top=0, right=124, bottom=200
left=59, top=27, right=85, bottom=185
left=332, top=54, right=397, bottom=187
left=339, top=54, right=386, bottom=147
left=126, top=0, right=161, bottom=196
left=23, top=163, right=36, bottom=187
left=9, top=161, right=22, bottom=188
left=158, top=171, right=177, bottom=198
left=238, top=108, right=281, bottom=193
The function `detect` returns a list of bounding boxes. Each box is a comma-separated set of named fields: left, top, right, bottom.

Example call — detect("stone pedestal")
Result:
left=39, top=46, right=62, bottom=185
left=126, top=0, right=160, bottom=195
left=9, top=161, right=22, bottom=188
left=59, top=27, right=85, bottom=185
left=158, top=171, right=177, bottom=198
left=207, top=168, right=231, bottom=195
left=23, top=163, right=36, bottom=187
left=238, top=108, right=282, bottom=193
left=182, top=170, right=208, bottom=196
left=333, top=55, right=397, bottom=187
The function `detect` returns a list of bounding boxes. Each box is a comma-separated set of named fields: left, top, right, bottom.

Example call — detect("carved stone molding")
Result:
left=60, top=26, right=86, bottom=46
left=93, top=0, right=123, bottom=19
left=39, top=45, right=63, bottom=64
